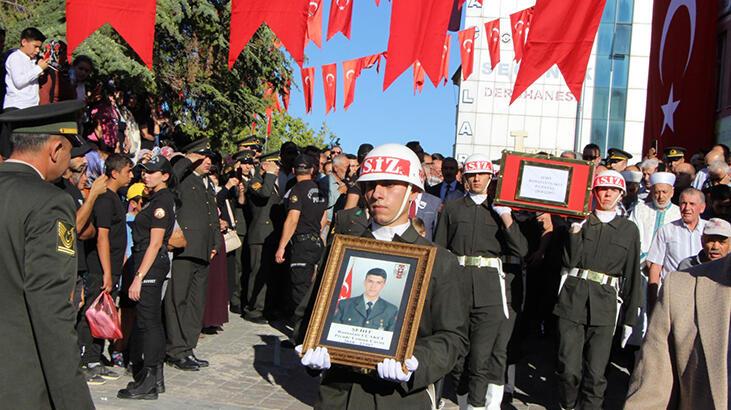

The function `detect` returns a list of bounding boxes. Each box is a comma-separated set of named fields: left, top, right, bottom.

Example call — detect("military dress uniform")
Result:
left=434, top=195, right=528, bottom=408
left=230, top=150, right=255, bottom=313
left=555, top=214, right=642, bottom=410
left=0, top=101, right=94, bottom=409
left=333, top=295, right=399, bottom=332
left=165, top=140, right=221, bottom=364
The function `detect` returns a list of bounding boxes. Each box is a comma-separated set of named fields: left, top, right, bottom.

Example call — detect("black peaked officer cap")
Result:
left=366, top=267, right=388, bottom=280
left=607, top=148, right=632, bottom=162
left=181, top=138, right=215, bottom=158
left=233, top=150, right=255, bottom=164
left=141, top=155, right=173, bottom=174
left=71, top=142, right=94, bottom=158
left=664, top=146, right=686, bottom=159
left=260, top=151, right=281, bottom=162
left=294, top=153, right=317, bottom=169
left=0, top=100, right=85, bottom=157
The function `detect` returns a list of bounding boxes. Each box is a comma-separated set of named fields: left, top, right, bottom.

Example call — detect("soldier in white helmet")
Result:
left=555, top=170, right=642, bottom=410
left=296, top=144, right=469, bottom=409
left=434, top=153, right=528, bottom=410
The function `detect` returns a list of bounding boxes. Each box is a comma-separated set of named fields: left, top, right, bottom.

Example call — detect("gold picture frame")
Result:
left=302, top=234, right=437, bottom=370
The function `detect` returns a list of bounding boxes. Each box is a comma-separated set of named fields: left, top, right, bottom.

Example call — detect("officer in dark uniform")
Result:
left=0, top=101, right=94, bottom=409
left=235, top=135, right=263, bottom=158
left=230, top=149, right=255, bottom=314
left=118, top=155, right=177, bottom=400
left=663, top=146, right=686, bottom=173
left=298, top=144, right=468, bottom=409
left=274, top=154, right=327, bottom=317
left=165, top=138, right=220, bottom=371
left=555, top=170, right=642, bottom=410
left=434, top=153, right=528, bottom=409
left=330, top=206, right=369, bottom=240
left=605, top=148, right=632, bottom=173
left=244, top=151, right=283, bottom=323
left=332, top=268, right=399, bottom=332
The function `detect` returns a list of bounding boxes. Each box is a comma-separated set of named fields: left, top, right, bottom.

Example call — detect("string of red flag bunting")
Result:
left=66, top=0, right=605, bottom=113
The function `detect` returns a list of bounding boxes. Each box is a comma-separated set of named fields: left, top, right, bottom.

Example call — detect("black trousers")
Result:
left=556, top=317, right=614, bottom=410
left=246, top=242, right=274, bottom=317
left=164, top=257, right=209, bottom=359
left=128, top=267, right=166, bottom=367
left=288, top=236, right=324, bottom=316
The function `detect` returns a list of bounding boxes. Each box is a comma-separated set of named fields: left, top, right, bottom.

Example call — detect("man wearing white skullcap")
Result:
left=621, top=169, right=643, bottom=216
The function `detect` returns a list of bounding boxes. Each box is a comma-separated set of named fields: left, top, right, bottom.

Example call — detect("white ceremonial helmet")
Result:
left=593, top=170, right=627, bottom=194
left=357, top=143, right=425, bottom=191
left=463, top=153, right=495, bottom=175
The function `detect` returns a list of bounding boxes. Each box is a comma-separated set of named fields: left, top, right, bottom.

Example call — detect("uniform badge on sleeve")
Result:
left=154, top=208, right=166, bottom=219
left=251, top=182, right=262, bottom=191
left=56, top=220, right=76, bottom=256
left=290, top=195, right=298, bottom=204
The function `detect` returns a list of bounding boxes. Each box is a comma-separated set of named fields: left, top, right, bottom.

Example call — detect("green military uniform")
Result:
left=434, top=196, right=528, bottom=407
left=0, top=101, right=94, bottom=409
left=333, top=295, right=399, bottom=332
left=555, top=214, right=641, bottom=410
left=330, top=207, right=369, bottom=239
left=230, top=150, right=255, bottom=313
left=304, top=226, right=469, bottom=409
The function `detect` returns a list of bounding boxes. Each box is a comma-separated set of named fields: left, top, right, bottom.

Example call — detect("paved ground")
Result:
left=91, top=313, right=632, bottom=409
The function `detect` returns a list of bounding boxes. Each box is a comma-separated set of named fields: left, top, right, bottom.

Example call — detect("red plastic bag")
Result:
left=85, top=292, right=123, bottom=340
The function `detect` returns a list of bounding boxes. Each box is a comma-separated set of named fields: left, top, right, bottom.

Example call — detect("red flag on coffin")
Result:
left=511, top=0, right=606, bottom=103
left=510, top=7, right=533, bottom=62
left=439, top=34, right=451, bottom=85
left=413, top=61, right=425, bottom=94
left=327, top=0, right=354, bottom=40
left=66, top=0, right=157, bottom=69
left=458, top=27, right=476, bottom=80
left=339, top=266, right=353, bottom=301
left=322, top=63, right=338, bottom=114
left=306, top=0, right=324, bottom=48
left=485, top=19, right=501, bottom=70
left=302, top=67, right=316, bottom=113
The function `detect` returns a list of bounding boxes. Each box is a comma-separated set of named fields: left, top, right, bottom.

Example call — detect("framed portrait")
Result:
left=302, top=234, right=437, bottom=370
left=495, top=150, right=595, bottom=218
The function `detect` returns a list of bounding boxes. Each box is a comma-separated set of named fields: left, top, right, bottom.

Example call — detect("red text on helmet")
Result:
left=361, top=156, right=411, bottom=177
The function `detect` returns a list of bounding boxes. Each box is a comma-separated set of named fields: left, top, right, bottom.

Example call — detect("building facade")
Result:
left=718, top=0, right=731, bottom=146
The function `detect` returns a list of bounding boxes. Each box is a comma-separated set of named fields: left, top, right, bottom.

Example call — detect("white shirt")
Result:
left=3, top=49, right=43, bottom=109
left=371, top=221, right=411, bottom=242
left=692, top=168, right=708, bottom=190
left=629, top=201, right=681, bottom=263
left=646, top=218, right=707, bottom=279
left=469, top=193, right=487, bottom=205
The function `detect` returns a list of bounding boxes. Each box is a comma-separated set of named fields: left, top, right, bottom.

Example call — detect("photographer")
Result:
left=3, top=28, right=49, bottom=112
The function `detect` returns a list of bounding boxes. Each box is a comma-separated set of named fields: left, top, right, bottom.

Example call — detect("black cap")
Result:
left=294, top=154, right=317, bottom=170
left=141, top=155, right=172, bottom=173
left=664, top=146, right=686, bottom=159
left=71, top=142, right=93, bottom=158
left=365, top=268, right=387, bottom=280
left=0, top=100, right=85, bottom=157
left=233, top=150, right=255, bottom=164
left=181, top=138, right=215, bottom=157
left=607, top=148, right=632, bottom=162
left=357, top=143, right=374, bottom=163
left=260, top=151, right=281, bottom=162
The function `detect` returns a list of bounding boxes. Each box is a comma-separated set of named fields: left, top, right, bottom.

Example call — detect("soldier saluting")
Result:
left=555, top=170, right=641, bottom=410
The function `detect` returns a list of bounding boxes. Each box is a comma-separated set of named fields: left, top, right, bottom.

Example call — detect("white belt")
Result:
left=558, top=267, right=624, bottom=333
left=457, top=256, right=509, bottom=319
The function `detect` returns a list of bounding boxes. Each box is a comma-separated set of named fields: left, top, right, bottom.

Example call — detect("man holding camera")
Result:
left=3, top=28, right=50, bottom=112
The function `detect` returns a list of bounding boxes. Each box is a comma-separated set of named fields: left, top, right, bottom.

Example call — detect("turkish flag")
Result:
left=458, top=0, right=483, bottom=8
left=413, top=61, right=425, bottom=94
left=266, top=107, right=274, bottom=136
left=302, top=67, right=316, bottom=113
left=327, top=0, right=354, bottom=40
left=229, top=0, right=310, bottom=68
left=339, top=266, right=353, bottom=301
left=361, top=53, right=383, bottom=72
left=485, top=19, right=501, bottom=69
left=343, top=59, right=361, bottom=110
left=66, top=0, right=157, bottom=69
left=306, top=0, right=324, bottom=48
left=439, top=34, right=451, bottom=85
left=643, top=0, right=718, bottom=157
left=384, top=0, right=454, bottom=90
left=510, top=7, right=533, bottom=62
left=322, top=63, right=338, bottom=114
left=282, top=79, right=291, bottom=111
left=511, top=0, right=604, bottom=103
left=458, top=27, right=476, bottom=80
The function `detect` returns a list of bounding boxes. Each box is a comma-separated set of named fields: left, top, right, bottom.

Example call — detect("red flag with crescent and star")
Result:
left=339, top=266, right=353, bottom=301
left=306, top=0, right=324, bottom=48
left=322, top=63, right=338, bottom=113
left=485, top=19, right=501, bottom=69
left=643, top=0, right=718, bottom=156
left=229, top=0, right=310, bottom=68
left=302, top=67, right=315, bottom=113
left=458, top=27, right=476, bottom=80
left=384, top=0, right=455, bottom=90
left=511, top=0, right=605, bottom=104
left=343, top=58, right=360, bottom=110
left=327, top=0, right=354, bottom=40
left=66, top=0, right=157, bottom=69
left=510, top=7, right=533, bottom=63
left=413, top=61, right=425, bottom=94
left=439, top=34, right=451, bottom=85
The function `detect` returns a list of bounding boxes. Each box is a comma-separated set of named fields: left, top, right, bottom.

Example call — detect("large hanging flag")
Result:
left=511, top=0, right=605, bottom=103
left=327, top=0, right=354, bottom=40
left=458, top=0, right=483, bottom=8
left=384, top=0, right=455, bottom=90
left=322, top=63, right=338, bottom=113
left=302, top=67, right=316, bottom=113
left=282, top=79, right=291, bottom=111
left=485, top=19, right=501, bottom=69
left=510, top=7, right=533, bottom=62
left=413, top=61, right=425, bottom=94
left=66, top=0, right=157, bottom=69
left=306, top=0, right=324, bottom=48
left=229, top=0, right=310, bottom=68
left=439, top=34, right=451, bottom=85
left=343, top=58, right=360, bottom=110
left=643, top=0, right=718, bottom=158
left=458, top=27, right=476, bottom=80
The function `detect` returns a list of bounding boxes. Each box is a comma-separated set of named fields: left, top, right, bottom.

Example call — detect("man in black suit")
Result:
left=427, top=157, right=464, bottom=203
left=165, top=138, right=221, bottom=371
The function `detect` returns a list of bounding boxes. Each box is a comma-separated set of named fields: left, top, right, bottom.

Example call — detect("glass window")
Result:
left=617, top=0, right=634, bottom=23
left=597, top=25, right=614, bottom=56
left=601, top=0, right=618, bottom=23
left=611, top=58, right=629, bottom=88
left=594, top=59, right=612, bottom=87
left=608, top=120, right=626, bottom=149
left=611, top=24, right=632, bottom=58
left=610, top=89, right=628, bottom=121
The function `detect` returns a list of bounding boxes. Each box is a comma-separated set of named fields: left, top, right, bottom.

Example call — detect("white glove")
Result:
left=377, top=357, right=419, bottom=383
left=620, top=325, right=633, bottom=348
left=296, top=345, right=331, bottom=370
left=570, top=219, right=587, bottom=234
left=492, top=205, right=512, bottom=217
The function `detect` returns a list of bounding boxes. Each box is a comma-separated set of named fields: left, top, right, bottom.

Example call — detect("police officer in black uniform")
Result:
left=275, top=153, right=327, bottom=317
left=229, top=150, right=255, bottom=314
left=118, top=155, right=177, bottom=400
left=434, top=153, right=528, bottom=410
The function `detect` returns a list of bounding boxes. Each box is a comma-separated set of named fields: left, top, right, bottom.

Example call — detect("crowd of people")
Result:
left=0, top=26, right=728, bottom=410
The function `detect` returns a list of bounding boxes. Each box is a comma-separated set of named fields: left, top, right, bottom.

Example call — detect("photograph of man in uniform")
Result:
left=332, top=268, right=398, bottom=332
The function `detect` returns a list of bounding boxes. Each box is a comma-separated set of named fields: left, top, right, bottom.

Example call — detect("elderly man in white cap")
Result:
left=621, top=169, right=643, bottom=216
left=676, top=218, right=731, bottom=270
left=629, top=172, right=681, bottom=264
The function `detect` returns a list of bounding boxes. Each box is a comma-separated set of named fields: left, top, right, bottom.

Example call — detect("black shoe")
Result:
left=165, top=356, right=200, bottom=371
left=117, top=366, right=158, bottom=400
left=156, top=363, right=165, bottom=394
left=280, top=340, right=296, bottom=349
left=189, top=354, right=209, bottom=368
left=230, top=305, right=242, bottom=314
left=243, top=312, right=268, bottom=324
left=201, top=326, right=219, bottom=335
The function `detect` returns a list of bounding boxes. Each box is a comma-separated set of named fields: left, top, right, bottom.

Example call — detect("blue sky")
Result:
left=285, top=0, right=464, bottom=156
